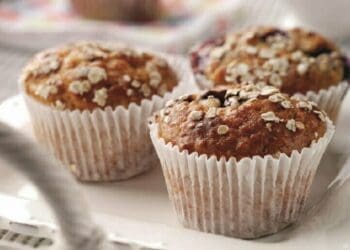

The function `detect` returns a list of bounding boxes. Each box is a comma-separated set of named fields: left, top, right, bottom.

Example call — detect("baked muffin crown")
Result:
left=21, top=41, right=178, bottom=110
left=190, top=26, right=348, bottom=94
left=154, top=84, right=328, bottom=160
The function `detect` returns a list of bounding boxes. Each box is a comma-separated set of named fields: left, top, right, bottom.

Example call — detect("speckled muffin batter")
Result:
left=190, top=26, right=349, bottom=95
left=21, top=41, right=178, bottom=111
left=154, top=84, right=327, bottom=160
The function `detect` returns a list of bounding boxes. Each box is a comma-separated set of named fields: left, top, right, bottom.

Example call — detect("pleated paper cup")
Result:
left=22, top=54, right=195, bottom=182
left=149, top=119, right=334, bottom=239
left=295, top=81, right=349, bottom=122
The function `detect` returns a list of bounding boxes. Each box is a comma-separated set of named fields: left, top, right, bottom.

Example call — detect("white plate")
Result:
left=0, top=94, right=349, bottom=250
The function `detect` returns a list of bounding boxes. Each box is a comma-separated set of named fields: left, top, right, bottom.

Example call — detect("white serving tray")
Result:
left=0, top=93, right=349, bottom=250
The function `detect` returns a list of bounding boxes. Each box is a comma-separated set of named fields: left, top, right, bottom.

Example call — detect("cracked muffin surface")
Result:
left=190, top=26, right=348, bottom=94
left=154, top=84, right=327, bottom=160
left=21, top=41, right=178, bottom=111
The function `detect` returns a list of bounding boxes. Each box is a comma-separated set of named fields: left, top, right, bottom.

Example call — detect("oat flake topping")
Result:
left=55, top=100, right=65, bottom=110
left=156, top=82, right=328, bottom=162
left=22, top=41, right=178, bottom=110
left=217, top=125, right=229, bottom=135
left=166, top=84, right=327, bottom=136
left=206, top=107, right=217, bottom=118
left=155, top=80, right=328, bottom=163
left=189, top=111, right=204, bottom=121
left=88, top=67, right=107, bottom=84
left=69, top=80, right=91, bottom=95
left=286, top=119, right=297, bottom=132
left=34, top=83, right=58, bottom=99
left=93, top=88, right=108, bottom=107
left=261, top=111, right=280, bottom=123
left=191, top=27, right=346, bottom=97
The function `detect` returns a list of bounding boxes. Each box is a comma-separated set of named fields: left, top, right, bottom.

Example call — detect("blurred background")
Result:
left=0, top=0, right=349, bottom=101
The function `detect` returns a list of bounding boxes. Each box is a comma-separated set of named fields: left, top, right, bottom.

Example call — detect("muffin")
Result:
left=149, top=84, right=334, bottom=238
left=190, top=26, right=349, bottom=120
left=20, top=41, right=190, bottom=181
left=70, top=0, right=162, bottom=22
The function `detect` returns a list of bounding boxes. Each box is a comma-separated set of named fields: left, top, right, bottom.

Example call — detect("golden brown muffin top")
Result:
left=190, top=26, right=348, bottom=94
left=154, top=84, right=328, bottom=160
left=21, top=41, right=178, bottom=111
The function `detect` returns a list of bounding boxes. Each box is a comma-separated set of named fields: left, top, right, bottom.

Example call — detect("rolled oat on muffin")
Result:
left=190, top=26, right=349, bottom=120
left=20, top=41, right=190, bottom=181
left=150, top=84, right=334, bottom=238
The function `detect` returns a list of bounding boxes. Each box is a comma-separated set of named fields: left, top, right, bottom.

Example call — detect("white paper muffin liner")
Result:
left=296, top=81, right=349, bottom=122
left=149, top=118, right=335, bottom=239
left=23, top=54, right=196, bottom=182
